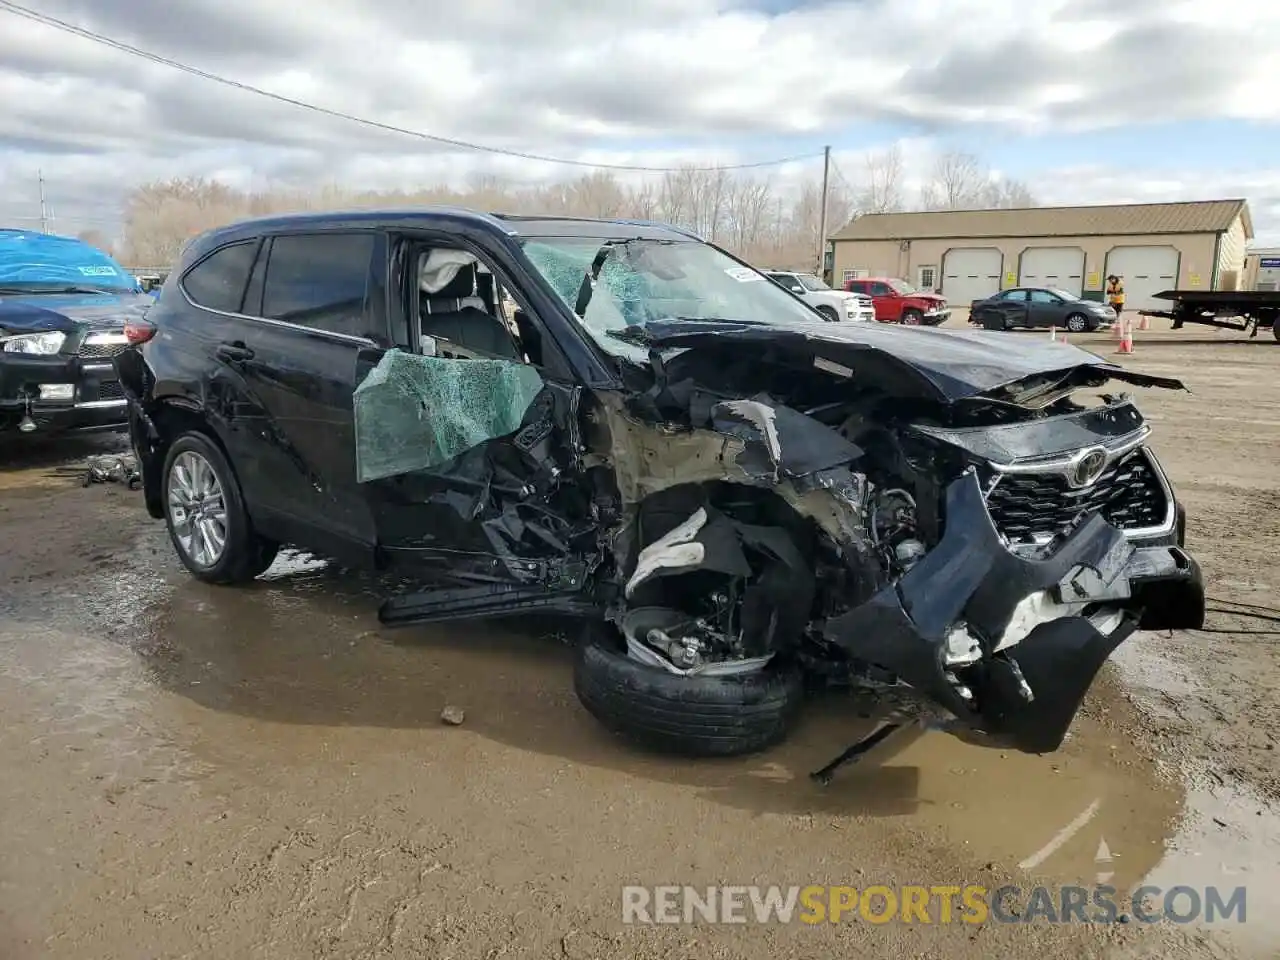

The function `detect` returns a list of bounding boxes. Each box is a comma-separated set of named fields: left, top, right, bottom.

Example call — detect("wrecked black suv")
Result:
left=116, top=210, right=1205, bottom=771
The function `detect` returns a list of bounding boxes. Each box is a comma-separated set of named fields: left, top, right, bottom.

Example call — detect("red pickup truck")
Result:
left=843, top=277, right=951, bottom=326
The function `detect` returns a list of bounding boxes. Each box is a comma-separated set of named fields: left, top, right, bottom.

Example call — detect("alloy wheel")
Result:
left=167, top=450, right=228, bottom=567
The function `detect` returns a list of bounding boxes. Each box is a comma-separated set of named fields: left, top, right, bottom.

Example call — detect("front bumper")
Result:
left=825, top=470, right=1205, bottom=754
left=923, top=308, right=951, bottom=326
left=0, top=353, right=128, bottom=433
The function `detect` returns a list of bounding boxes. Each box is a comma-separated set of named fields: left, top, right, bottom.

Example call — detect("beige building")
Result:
left=1243, top=246, right=1280, bottom=291
left=829, top=199, right=1253, bottom=311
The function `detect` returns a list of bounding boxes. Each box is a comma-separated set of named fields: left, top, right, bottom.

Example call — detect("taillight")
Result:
left=124, top=319, right=156, bottom=344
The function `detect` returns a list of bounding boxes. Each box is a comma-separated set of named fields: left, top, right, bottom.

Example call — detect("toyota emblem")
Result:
left=1070, top=448, right=1108, bottom=487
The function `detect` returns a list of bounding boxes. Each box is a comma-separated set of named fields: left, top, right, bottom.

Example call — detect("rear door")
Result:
left=172, top=237, right=301, bottom=519
left=230, top=230, right=389, bottom=557
left=993, top=288, right=1030, bottom=326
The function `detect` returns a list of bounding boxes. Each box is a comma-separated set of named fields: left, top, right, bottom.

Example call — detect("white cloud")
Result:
left=1, top=0, right=1279, bottom=240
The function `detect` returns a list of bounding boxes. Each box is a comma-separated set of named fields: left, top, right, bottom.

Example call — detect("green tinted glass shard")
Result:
left=353, top=349, right=545, bottom=482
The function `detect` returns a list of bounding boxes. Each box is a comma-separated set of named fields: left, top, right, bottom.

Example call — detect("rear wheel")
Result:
left=573, top=625, right=804, bottom=757
left=901, top=309, right=924, bottom=325
left=816, top=305, right=839, bottom=322
left=162, top=432, right=278, bottom=584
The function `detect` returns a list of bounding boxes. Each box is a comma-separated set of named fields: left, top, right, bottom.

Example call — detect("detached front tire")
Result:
left=573, top=626, right=805, bottom=757
left=162, top=431, right=278, bottom=584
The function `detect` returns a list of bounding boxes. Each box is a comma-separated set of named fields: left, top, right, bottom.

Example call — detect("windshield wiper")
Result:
left=0, top=284, right=122, bottom=296
left=603, top=325, right=654, bottom=346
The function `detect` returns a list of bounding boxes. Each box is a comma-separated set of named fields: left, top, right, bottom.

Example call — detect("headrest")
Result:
left=420, top=248, right=479, bottom=297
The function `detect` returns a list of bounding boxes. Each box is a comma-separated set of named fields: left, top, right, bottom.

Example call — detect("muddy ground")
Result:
left=1, top=323, right=1278, bottom=959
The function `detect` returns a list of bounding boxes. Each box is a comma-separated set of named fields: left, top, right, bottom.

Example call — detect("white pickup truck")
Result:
left=765, top=271, right=875, bottom=322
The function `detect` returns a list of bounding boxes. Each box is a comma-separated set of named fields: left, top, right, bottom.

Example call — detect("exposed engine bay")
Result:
left=559, top=321, right=1206, bottom=763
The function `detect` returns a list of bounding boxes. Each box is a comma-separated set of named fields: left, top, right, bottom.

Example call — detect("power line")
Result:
left=0, top=1, right=824, bottom=174
left=828, top=155, right=858, bottom=198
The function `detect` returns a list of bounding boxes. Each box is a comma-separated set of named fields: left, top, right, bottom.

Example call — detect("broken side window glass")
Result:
left=353, top=349, right=545, bottom=482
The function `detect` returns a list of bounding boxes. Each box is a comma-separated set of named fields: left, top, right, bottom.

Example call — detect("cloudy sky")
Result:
left=1, top=0, right=1278, bottom=244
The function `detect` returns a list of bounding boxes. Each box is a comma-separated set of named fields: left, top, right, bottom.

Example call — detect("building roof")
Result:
left=831, top=199, right=1252, bottom=243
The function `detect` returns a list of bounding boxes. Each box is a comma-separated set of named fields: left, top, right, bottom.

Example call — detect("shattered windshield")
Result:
left=520, top=237, right=819, bottom=358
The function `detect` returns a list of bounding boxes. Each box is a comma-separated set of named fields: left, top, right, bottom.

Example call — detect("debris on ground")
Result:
left=440, top=705, right=466, bottom=726
left=77, top=454, right=141, bottom=489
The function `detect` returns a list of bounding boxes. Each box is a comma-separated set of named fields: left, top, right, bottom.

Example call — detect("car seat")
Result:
left=419, top=256, right=520, bottom=361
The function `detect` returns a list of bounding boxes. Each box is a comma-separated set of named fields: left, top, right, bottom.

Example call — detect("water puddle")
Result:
left=1142, top=776, right=1280, bottom=950
left=10, top=543, right=1279, bottom=951
left=1111, top=627, right=1280, bottom=948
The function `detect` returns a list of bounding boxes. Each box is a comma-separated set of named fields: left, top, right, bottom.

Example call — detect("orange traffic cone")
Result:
left=1115, top=317, right=1134, bottom=355
left=1112, top=313, right=1123, bottom=338
left=1138, top=313, right=1150, bottom=331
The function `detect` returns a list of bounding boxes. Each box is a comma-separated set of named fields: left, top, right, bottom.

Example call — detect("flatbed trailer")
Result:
left=1140, top=289, right=1280, bottom=340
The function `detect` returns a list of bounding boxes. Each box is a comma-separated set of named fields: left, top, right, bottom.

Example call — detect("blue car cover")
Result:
left=0, top=230, right=140, bottom=292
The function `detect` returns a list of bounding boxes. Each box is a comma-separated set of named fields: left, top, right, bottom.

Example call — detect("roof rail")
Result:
left=609, top=219, right=704, bottom=241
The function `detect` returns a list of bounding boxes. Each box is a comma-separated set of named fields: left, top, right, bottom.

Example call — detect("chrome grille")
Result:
left=985, top=448, right=1169, bottom=544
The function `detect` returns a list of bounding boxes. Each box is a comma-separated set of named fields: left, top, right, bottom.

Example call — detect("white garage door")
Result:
left=1104, top=246, right=1179, bottom=311
left=1019, top=247, right=1085, bottom=297
left=942, top=248, right=1003, bottom=303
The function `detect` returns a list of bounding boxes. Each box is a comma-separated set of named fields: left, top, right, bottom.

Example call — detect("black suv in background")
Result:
left=116, top=209, right=1204, bottom=765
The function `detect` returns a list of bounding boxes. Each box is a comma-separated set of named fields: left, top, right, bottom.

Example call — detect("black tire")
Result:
left=901, top=309, right=923, bottom=325
left=162, top=431, right=278, bottom=585
left=816, top=305, right=839, bottom=322
left=573, top=627, right=804, bottom=757
left=1065, top=312, right=1089, bottom=333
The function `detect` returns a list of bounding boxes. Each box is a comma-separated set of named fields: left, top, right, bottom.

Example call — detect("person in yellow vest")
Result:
left=1106, top=275, right=1125, bottom=320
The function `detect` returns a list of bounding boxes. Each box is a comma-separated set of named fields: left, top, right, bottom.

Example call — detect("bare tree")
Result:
left=565, top=171, right=628, bottom=218
left=919, top=150, right=990, bottom=210
left=856, top=144, right=904, bottom=214
left=76, top=229, right=113, bottom=254
left=723, top=176, right=773, bottom=257
left=980, top=178, right=1036, bottom=209
left=117, top=147, right=1025, bottom=269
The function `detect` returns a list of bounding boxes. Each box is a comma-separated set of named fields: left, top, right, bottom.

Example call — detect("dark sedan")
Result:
left=969, top=287, right=1116, bottom=333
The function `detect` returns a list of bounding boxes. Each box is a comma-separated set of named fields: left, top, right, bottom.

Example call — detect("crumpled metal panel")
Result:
left=353, top=349, right=545, bottom=482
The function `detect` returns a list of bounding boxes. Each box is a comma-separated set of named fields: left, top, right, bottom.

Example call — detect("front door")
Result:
left=868, top=280, right=896, bottom=321
left=1026, top=289, right=1064, bottom=328
left=353, top=238, right=592, bottom=590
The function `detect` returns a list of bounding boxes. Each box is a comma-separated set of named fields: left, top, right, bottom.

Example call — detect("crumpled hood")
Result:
left=0, top=292, right=154, bottom=335
left=631, top=317, right=1186, bottom=402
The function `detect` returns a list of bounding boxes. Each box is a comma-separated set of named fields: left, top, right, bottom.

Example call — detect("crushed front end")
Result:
left=597, top=326, right=1205, bottom=757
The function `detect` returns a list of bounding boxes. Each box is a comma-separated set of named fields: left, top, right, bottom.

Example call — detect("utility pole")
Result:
left=38, top=170, right=49, bottom=234
left=816, top=145, right=830, bottom=278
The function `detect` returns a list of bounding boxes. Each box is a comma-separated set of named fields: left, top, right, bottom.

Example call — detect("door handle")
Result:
left=216, top=342, right=254, bottom=362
